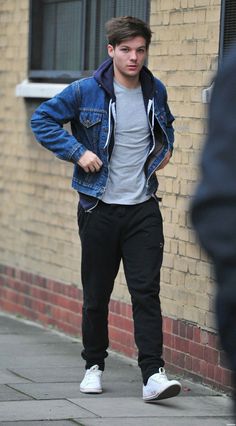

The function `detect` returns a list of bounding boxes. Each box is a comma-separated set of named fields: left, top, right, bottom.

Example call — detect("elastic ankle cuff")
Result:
left=86, top=363, right=105, bottom=371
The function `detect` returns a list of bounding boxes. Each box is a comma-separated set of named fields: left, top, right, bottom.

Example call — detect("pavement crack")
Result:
left=6, top=383, right=36, bottom=400
left=7, top=368, right=35, bottom=382
left=65, top=399, right=101, bottom=418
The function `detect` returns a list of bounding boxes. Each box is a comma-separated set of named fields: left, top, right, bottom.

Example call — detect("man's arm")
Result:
left=155, top=81, right=175, bottom=170
left=31, top=81, right=102, bottom=172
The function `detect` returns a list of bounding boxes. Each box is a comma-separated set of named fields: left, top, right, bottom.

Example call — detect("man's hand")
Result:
left=156, top=151, right=172, bottom=170
left=78, top=150, right=103, bottom=173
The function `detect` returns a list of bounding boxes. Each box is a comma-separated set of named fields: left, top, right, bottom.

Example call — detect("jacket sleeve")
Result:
left=154, top=78, right=175, bottom=148
left=31, top=81, right=87, bottom=164
left=165, top=98, right=175, bottom=149
left=191, top=49, right=236, bottom=277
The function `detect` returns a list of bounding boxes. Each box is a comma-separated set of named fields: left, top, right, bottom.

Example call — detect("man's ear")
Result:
left=107, top=44, right=114, bottom=58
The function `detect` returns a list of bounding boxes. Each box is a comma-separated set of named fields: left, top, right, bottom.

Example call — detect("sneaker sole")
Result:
left=80, top=387, right=103, bottom=394
left=143, top=383, right=181, bottom=402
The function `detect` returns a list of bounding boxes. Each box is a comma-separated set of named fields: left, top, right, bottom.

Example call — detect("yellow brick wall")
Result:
left=0, top=0, right=81, bottom=287
left=0, top=0, right=221, bottom=332
left=149, top=0, right=221, bottom=329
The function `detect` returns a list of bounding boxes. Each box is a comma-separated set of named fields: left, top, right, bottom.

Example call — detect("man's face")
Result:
left=107, top=36, right=148, bottom=87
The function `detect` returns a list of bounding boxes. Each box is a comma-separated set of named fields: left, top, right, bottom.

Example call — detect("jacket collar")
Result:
left=93, top=58, right=155, bottom=106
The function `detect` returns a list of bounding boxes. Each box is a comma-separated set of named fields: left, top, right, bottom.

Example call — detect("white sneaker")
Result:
left=143, top=367, right=181, bottom=402
left=80, top=365, right=103, bottom=394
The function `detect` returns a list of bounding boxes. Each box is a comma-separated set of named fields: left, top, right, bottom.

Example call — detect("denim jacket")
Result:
left=31, top=59, right=174, bottom=208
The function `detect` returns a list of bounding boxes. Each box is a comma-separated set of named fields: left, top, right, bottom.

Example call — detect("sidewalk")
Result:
left=0, top=312, right=234, bottom=426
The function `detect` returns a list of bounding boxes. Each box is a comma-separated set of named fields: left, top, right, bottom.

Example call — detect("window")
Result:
left=29, top=0, right=150, bottom=83
left=219, top=0, right=236, bottom=60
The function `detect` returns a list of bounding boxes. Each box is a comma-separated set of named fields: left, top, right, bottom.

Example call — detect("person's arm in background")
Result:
left=191, top=47, right=236, bottom=419
left=191, top=49, right=236, bottom=275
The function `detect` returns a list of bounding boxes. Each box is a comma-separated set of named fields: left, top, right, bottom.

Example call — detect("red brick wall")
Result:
left=0, top=264, right=233, bottom=392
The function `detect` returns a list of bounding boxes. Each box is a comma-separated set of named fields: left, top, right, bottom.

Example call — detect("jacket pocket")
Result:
left=79, top=111, right=103, bottom=150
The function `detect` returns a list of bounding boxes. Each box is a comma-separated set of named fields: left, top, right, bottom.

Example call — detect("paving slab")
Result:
left=8, top=382, right=81, bottom=399
left=0, top=369, right=32, bottom=384
left=0, top=421, right=80, bottom=426
left=69, top=396, right=232, bottom=418
left=7, top=378, right=220, bottom=401
left=0, top=315, right=47, bottom=334
left=0, top=343, right=81, bottom=358
left=0, top=384, right=33, bottom=401
left=0, top=354, right=80, bottom=369
left=7, top=367, right=82, bottom=383
left=0, top=399, right=97, bottom=421
left=9, top=381, right=141, bottom=399
left=0, top=333, right=76, bottom=345
left=77, top=417, right=235, bottom=426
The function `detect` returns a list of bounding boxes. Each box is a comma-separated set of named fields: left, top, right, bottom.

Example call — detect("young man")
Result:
left=31, top=16, right=181, bottom=402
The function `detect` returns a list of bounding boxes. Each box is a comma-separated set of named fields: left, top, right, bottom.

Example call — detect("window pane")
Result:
left=42, top=3, right=55, bottom=70
left=85, top=0, right=98, bottom=69
left=96, top=0, right=116, bottom=66
left=56, top=1, right=84, bottom=70
left=41, top=0, right=84, bottom=71
left=223, top=0, right=236, bottom=55
left=115, top=0, right=148, bottom=18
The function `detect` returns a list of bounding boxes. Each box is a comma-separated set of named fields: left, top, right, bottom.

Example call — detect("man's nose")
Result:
left=130, top=51, right=137, bottom=61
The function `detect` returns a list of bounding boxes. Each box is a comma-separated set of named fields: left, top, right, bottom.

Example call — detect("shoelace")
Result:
left=151, top=368, right=168, bottom=383
left=85, top=366, right=101, bottom=379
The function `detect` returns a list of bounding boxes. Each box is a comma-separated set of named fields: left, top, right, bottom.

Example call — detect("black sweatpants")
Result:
left=78, top=197, right=165, bottom=384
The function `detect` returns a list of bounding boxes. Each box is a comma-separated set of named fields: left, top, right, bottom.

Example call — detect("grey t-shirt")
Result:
left=102, top=80, right=151, bottom=205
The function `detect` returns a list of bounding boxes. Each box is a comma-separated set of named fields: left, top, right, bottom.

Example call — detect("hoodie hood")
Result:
left=93, top=58, right=115, bottom=101
left=93, top=58, right=156, bottom=107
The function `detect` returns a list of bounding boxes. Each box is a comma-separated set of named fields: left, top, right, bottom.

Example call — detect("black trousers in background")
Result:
left=78, top=198, right=165, bottom=385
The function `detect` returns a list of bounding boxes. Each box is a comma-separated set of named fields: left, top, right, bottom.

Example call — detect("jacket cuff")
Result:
left=70, top=145, right=87, bottom=164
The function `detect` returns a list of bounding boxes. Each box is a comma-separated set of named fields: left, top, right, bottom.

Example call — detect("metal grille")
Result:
left=220, top=0, right=236, bottom=59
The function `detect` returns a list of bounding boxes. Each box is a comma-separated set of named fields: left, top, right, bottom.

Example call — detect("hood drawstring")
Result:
left=104, top=99, right=113, bottom=150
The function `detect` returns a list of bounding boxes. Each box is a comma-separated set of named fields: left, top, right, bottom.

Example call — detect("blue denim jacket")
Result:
left=31, top=59, right=174, bottom=208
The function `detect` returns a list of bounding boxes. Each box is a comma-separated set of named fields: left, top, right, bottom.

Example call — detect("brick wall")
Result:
left=149, top=0, right=221, bottom=329
left=0, top=0, right=82, bottom=286
left=0, top=0, right=233, bottom=392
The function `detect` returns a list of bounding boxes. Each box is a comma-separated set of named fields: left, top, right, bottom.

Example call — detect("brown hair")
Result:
left=105, top=16, right=152, bottom=48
